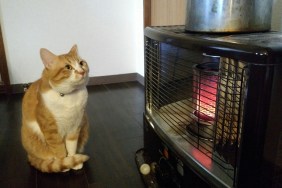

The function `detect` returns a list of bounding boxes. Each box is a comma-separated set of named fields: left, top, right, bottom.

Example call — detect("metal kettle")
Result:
left=185, top=0, right=273, bottom=33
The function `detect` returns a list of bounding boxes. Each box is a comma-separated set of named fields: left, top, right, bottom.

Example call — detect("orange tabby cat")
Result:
left=21, top=45, right=89, bottom=173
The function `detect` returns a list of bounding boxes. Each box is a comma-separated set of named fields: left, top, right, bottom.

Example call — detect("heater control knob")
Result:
left=140, top=163, right=151, bottom=175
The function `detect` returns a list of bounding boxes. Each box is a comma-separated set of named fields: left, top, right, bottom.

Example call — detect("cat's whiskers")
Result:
left=49, top=69, right=88, bottom=97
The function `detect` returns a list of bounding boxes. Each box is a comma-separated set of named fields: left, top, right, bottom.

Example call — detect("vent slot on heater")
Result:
left=145, top=38, right=247, bottom=181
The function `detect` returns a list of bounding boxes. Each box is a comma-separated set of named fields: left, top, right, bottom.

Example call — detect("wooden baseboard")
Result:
left=88, top=73, right=144, bottom=85
left=136, top=73, right=144, bottom=85
left=3, top=73, right=144, bottom=94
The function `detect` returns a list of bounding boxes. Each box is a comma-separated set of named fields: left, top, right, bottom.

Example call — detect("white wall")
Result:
left=135, top=0, right=145, bottom=77
left=0, top=0, right=144, bottom=84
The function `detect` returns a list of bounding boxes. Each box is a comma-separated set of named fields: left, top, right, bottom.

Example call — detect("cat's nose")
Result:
left=76, top=70, right=85, bottom=76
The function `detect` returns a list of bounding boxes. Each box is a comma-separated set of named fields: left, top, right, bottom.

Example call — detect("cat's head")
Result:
left=40, top=45, right=89, bottom=94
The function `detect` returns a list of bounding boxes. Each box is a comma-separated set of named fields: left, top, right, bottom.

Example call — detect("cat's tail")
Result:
left=28, top=154, right=89, bottom=173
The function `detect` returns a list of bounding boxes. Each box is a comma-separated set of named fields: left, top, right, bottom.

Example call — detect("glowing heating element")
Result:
left=193, top=62, right=219, bottom=125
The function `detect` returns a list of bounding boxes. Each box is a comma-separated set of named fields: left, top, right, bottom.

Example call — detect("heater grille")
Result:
left=145, top=38, right=248, bottom=181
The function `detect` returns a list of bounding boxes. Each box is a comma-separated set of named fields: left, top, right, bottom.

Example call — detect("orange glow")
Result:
left=196, top=74, right=218, bottom=121
left=192, top=149, right=212, bottom=170
left=163, top=148, right=169, bottom=159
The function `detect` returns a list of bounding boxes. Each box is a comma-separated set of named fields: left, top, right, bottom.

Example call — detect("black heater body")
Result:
left=143, top=26, right=282, bottom=188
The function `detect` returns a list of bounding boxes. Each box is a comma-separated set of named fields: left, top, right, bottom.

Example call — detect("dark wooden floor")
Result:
left=0, top=81, right=145, bottom=188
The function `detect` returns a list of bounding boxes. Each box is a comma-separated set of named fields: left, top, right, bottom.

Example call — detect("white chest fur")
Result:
left=42, top=87, right=88, bottom=137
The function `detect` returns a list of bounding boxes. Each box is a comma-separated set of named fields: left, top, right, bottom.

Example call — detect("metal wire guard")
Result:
left=145, top=38, right=247, bottom=181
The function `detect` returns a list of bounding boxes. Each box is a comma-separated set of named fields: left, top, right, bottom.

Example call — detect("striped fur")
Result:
left=21, top=45, right=90, bottom=173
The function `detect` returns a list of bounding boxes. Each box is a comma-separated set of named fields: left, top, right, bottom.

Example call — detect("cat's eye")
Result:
left=65, top=64, right=72, bottom=70
left=79, top=61, right=85, bottom=66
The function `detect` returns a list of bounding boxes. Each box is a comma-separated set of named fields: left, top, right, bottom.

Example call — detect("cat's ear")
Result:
left=40, top=48, right=56, bottom=69
left=69, top=44, right=78, bottom=56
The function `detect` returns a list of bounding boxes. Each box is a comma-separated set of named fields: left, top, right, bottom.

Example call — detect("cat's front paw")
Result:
left=72, top=163, right=83, bottom=170
left=62, top=168, right=71, bottom=172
